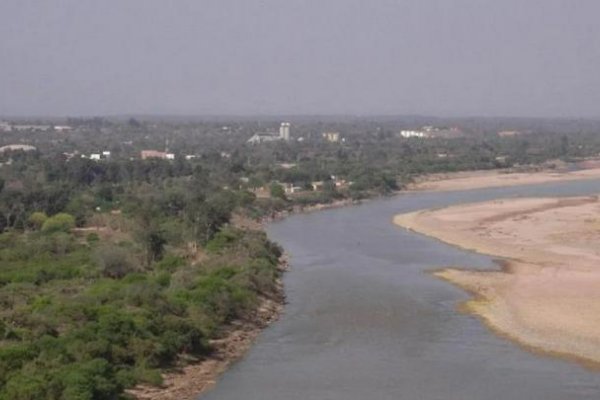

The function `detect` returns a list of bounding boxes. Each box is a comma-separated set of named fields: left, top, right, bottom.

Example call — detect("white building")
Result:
left=12, top=124, right=51, bottom=132
left=90, top=154, right=101, bottom=160
left=282, top=182, right=304, bottom=194
left=247, top=122, right=291, bottom=144
left=322, top=132, right=340, bottom=143
left=141, top=150, right=174, bottom=160
left=247, top=132, right=281, bottom=144
left=279, top=122, right=290, bottom=141
left=400, top=130, right=427, bottom=138
left=0, top=144, right=36, bottom=153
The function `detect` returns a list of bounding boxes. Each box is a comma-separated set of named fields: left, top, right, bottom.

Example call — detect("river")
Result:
left=201, top=180, right=600, bottom=399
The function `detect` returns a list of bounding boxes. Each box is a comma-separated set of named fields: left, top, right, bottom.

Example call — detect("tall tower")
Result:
left=279, top=122, right=290, bottom=141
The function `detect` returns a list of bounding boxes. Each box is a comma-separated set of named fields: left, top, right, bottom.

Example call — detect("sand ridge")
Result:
left=408, top=167, right=600, bottom=192
left=394, top=195, right=600, bottom=367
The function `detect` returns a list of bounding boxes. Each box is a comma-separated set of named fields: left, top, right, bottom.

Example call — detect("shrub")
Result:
left=94, top=246, right=135, bottom=279
left=188, top=271, right=255, bottom=323
left=27, top=212, right=48, bottom=231
left=155, top=254, right=185, bottom=272
left=0, top=370, right=50, bottom=400
left=0, top=344, right=37, bottom=387
left=58, top=358, right=122, bottom=400
left=48, top=232, right=74, bottom=255
left=269, top=182, right=286, bottom=200
left=154, top=272, right=171, bottom=287
left=204, top=228, right=242, bottom=254
left=132, top=366, right=163, bottom=386
left=86, top=232, right=100, bottom=244
left=41, top=213, right=75, bottom=234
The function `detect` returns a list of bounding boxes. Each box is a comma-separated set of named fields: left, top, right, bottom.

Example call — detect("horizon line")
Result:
left=2, top=113, right=600, bottom=122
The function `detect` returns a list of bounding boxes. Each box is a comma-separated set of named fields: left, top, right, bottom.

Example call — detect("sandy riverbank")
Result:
left=408, top=167, right=600, bottom=192
left=394, top=195, right=600, bottom=367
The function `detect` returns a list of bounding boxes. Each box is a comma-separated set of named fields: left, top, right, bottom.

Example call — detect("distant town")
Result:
left=0, top=118, right=474, bottom=161
left=0, top=116, right=595, bottom=202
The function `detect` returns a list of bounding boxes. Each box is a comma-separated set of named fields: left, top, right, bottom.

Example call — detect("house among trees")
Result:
left=247, top=132, right=283, bottom=144
left=322, top=132, right=340, bottom=143
left=53, top=125, right=73, bottom=132
left=247, top=122, right=291, bottom=144
left=12, top=124, right=52, bottom=132
left=140, top=150, right=175, bottom=160
left=0, top=144, right=37, bottom=153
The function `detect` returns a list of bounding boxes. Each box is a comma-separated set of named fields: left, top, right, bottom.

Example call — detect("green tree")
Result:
left=41, top=213, right=75, bottom=233
left=27, top=212, right=48, bottom=230
left=269, top=182, right=286, bottom=200
left=135, top=203, right=168, bottom=267
left=94, top=246, right=134, bottom=279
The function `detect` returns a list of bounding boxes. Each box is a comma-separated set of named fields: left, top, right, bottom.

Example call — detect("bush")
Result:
left=0, top=370, right=50, bottom=400
left=86, top=232, right=100, bottom=244
left=205, top=228, right=242, bottom=254
left=41, top=213, right=75, bottom=234
left=27, top=212, right=48, bottom=231
left=58, top=358, right=122, bottom=400
left=155, top=255, right=185, bottom=272
left=269, top=182, right=286, bottom=200
left=187, top=270, right=256, bottom=323
left=47, top=232, right=74, bottom=255
left=0, top=344, right=37, bottom=387
left=94, top=246, right=135, bottom=279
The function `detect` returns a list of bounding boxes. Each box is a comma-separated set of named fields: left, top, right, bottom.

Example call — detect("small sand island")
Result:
left=394, top=195, right=600, bottom=367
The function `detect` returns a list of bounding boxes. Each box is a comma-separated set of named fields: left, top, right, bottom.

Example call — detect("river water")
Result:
left=202, top=180, right=600, bottom=400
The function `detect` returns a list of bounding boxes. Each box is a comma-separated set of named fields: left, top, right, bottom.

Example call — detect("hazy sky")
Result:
left=1, top=0, right=599, bottom=117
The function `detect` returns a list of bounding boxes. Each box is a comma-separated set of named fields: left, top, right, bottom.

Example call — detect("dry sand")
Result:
left=408, top=167, right=600, bottom=192
left=394, top=195, right=600, bottom=367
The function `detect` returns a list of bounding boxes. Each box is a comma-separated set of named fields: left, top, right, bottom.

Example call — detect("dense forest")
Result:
left=0, top=116, right=599, bottom=399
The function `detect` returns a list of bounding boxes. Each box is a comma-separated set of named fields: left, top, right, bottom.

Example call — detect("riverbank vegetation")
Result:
left=0, top=153, right=284, bottom=399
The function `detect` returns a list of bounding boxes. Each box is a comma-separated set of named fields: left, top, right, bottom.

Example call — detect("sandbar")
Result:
left=394, top=195, right=600, bottom=367
left=408, top=167, right=600, bottom=192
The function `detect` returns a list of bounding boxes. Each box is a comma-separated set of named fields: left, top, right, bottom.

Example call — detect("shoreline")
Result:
left=407, top=165, right=600, bottom=192
left=432, top=263, right=600, bottom=371
left=263, top=197, right=365, bottom=224
left=394, top=196, right=600, bottom=368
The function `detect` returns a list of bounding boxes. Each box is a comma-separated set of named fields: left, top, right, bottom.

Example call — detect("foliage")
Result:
left=269, top=182, right=286, bottom=200
left=0, top=218, right=282, bottom=399
left=93, top=245, right=135, bottom=279
left=205, top=228, right=243, bottom=254
left=41, top=213, right=76, bottom=234
left=27, top=212, right=48, bottom=230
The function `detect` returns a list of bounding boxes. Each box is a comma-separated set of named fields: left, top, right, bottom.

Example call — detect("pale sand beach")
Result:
left=408, top=167, right=600, bottom=192
left=394, top=195, right=600, bottom=366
